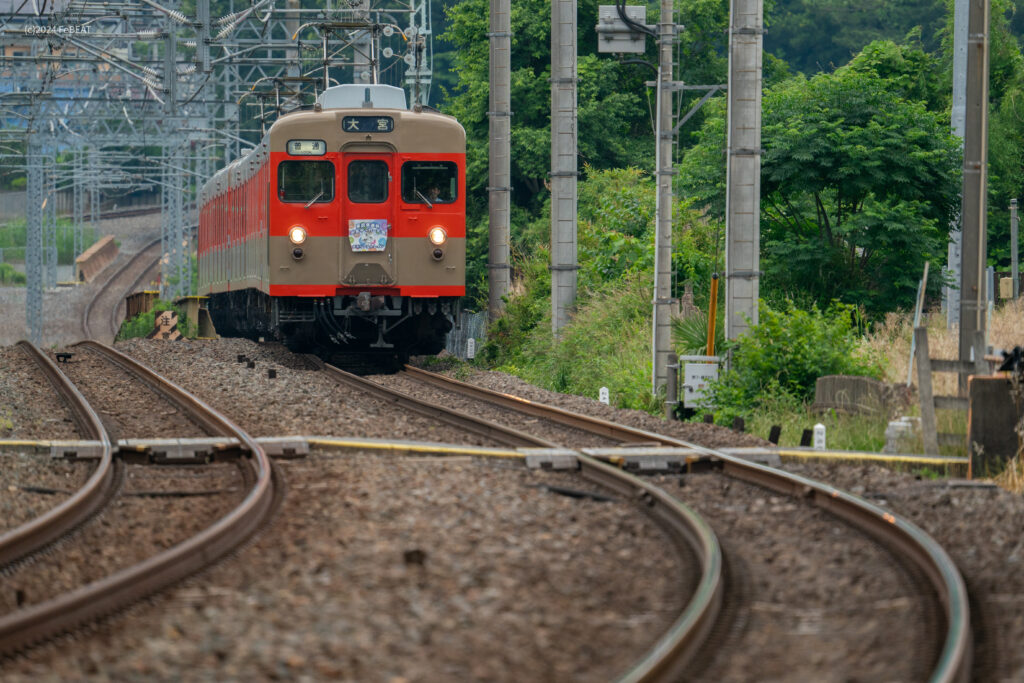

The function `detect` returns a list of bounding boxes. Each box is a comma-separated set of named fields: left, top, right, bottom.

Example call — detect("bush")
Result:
left=708, top=300, right=881, bottom=423
left=0, top=263, right=25, bottom=285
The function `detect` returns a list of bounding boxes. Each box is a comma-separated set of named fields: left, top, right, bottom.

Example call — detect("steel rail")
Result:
left=322, top=363, right=556, bottom=449
left=0, top=342, right=116, bottom=567
left=578, top=455, right=722, bottom=683
left=404, top=366, right=972, bottom=683
left=81, top=236, right=162, bottom=341
left=109, top=239, right=164, bottom=340
left=0, top=342, right=277, bottom=655
left=402, top=365, right=666, bottom=444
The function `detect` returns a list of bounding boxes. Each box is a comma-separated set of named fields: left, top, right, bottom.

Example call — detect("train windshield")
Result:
left=401, top=161, right=457, bottom=204
left=347, top=160, right=390, bottom=203
left=278, top=161, right=335, bottom=203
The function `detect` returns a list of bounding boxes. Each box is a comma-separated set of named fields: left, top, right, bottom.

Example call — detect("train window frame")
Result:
left=401, top=161, right=458, bottom=205
left=347, top=160, right=390, bottom=204
left=277, top=160, right=335, bottom=204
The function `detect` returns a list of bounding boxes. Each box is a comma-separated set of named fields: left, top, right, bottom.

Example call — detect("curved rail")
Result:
left=330, top=363, right=726, bottom=678
left=579, top=455, right=722, bottom=682
left=322, top=363, right=555, bottom=448
left=403, top=365, right=973, bottom=683
left=0, top=342, right=277, bottom=655
left=0, top=342, right=116, bottom=567
left=81, top=237, right=162, bottom=341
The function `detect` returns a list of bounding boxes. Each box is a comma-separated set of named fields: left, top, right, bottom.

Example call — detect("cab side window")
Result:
left=278, top=161, right=335, bottom=203
left=348, top=161, right=389, bottom=203
left=401, top=161, right=457, bottom=204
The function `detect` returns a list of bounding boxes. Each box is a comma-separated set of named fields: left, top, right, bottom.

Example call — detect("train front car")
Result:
left=198, top=84, right=466, bottom=367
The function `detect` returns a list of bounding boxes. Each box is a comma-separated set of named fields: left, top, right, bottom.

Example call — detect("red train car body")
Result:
left=197, top=84, right=465, bottom=362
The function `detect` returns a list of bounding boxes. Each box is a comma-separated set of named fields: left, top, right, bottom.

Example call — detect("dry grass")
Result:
left=860, top=298, right=1024, bottom=397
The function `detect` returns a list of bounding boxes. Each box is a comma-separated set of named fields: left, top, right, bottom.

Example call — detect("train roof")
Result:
left=201, top=89, right=463, bottom=202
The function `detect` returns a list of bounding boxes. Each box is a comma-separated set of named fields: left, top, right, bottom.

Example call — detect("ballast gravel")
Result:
left=3, top=451, right=692, bottom=681
left=650, top=469, right=936, bottom=682
left=0, top=452, right=93, bottom=533
left=0, top=346, right=79, bottom=441
left=415, top=361, right=773, bottom=449
left=115, top=338, right=499, bottom=446
left=0, top=462, right=245, bottom=613
left=777, top=460, right=1024, bottom=682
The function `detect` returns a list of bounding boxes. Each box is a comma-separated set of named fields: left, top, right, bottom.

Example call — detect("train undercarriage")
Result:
left=208, top=289, right=456, bottom=372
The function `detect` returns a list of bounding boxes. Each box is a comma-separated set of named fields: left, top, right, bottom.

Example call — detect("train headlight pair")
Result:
left=288, top=226, right=307, bottom=245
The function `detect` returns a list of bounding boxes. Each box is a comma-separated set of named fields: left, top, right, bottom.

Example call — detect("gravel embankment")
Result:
left=0, top=462, right=244, bottom=611
left=116, top=338, right=499, bottom=446
left=651, top=469, right=936, bottom=681
left=417, top=363, right=773, bottom=449
left=369, top=372, right=621, bottom=448
left=3, top=450, right=692, bottom=681
left=778, top=461, right=1024, bottom=682
left=54, top=345, right=209, bottom=442
left=0, top=452, right=94, bottom=533
left=0, top=214, right=160, bottom=347
left=0, top=346, right=80, bottom=441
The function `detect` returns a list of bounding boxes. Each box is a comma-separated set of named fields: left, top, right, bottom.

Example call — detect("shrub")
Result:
left=708, top=300, right=881, bottom=423
left=0, top=263, right=25, bottom=285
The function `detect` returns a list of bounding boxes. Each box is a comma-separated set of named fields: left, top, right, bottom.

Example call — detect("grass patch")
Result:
left=0, top=218, right=98, bottom=265
left=0, top=263, right=25, bottom=285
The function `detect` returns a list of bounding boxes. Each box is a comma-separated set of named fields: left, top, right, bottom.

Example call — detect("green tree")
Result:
left=680, top=48, right=961, bottom=315
left=765, top=0, right=947, bottom=74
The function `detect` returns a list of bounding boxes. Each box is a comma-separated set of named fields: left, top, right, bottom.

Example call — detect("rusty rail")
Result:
left=0, top=342, right=277, bottom=655
left=0, top=342, right=116, bottom=567
left=403, top=365, right=972, bottom=683
left=81, top=237, right=162, bottom=341
left=322, top=363, right=555, bottom=448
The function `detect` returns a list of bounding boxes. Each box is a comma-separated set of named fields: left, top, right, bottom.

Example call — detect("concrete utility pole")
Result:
left=724, top=0, right=763, bottom=342
left=651, top=0, right=675, bottom=393
left=1012, top=199, right=1020, bottom=298
left=488, top=0, right=512, bottom=321
left=25, top=138, right=43, bottom=345
left=958, top=0, right=990, bottom=372
left=946, top=0, right=969, bottom=327
left=551, top=0, right=578, bottom=333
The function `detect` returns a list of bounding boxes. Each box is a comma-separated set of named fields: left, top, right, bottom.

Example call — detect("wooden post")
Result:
left=915, top=327, right=940, bottom=454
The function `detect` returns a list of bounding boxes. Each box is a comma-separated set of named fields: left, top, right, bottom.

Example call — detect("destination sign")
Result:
left=342, top=116, right=394, bottom=133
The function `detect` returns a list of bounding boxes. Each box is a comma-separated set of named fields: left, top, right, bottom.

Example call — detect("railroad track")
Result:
left=0, top=341, right=117, bottom=567
left=81, top=237, right=162, bottom=343
left=388, top=365, right=973, bottom=682
left=313, top=359, right=722, bottom=680
left=0, top=341, right=278, bottom=655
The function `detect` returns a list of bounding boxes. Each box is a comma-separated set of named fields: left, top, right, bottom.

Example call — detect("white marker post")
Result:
left=599, top=387, right=610, bottom=405
left=813, top=423, right=826, bottom=450
left=466, top=337, right=476, bottom=360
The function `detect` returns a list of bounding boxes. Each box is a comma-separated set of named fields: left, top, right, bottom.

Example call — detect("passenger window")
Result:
left=278, top=161, right=335, bottom=203
left=401, top=161, right=457, bottom=204
left=347, top=160, right=389, bottom=203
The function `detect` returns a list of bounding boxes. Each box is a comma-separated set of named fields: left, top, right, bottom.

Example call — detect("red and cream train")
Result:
left=197, top=84, right=465, bottom=363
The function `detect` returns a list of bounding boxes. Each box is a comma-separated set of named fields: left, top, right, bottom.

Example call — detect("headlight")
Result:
left=428, top=226, right=447, bottom=246
left=288, top=226, right=307, bottom=245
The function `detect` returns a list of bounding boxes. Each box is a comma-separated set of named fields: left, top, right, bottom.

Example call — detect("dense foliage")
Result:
left=680, top=41, right=962, bottom=315
left=708, top=301, right=882, bottom=422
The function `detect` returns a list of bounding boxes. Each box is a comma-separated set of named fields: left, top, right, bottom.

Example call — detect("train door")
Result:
left=340, top=152, right=396, bottom=286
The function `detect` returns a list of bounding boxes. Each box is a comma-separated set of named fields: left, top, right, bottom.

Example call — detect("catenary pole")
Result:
left=958, top=0, right=990, bottom=383
left=551, top=0, right=578, bottom=333
left=651, top=0, right=675, bottom=393
left=487, top=0, right=511, bottom=321
left=946, top=0, right=969, bottom=327
left=724, top=0, right=763, bottom=343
